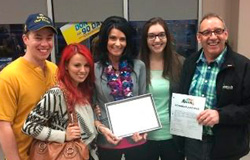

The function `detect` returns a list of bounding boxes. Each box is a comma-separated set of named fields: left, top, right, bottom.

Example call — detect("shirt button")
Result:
left=204, top=80, right=208, bottom=83
left=202, top=94, right=205, bottom=97
left=208, top=66, right=211, bottom=69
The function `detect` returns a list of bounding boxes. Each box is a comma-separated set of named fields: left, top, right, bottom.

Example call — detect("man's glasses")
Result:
left=147, top=32, right=166, bottom=41
left=199, top=28, right=225, bottom=37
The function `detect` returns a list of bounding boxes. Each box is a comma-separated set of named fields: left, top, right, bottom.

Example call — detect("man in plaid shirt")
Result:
left=177, top=13, right=250, bottom=160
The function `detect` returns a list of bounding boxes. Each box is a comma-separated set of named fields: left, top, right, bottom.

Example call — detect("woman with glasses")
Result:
left=94, top=16, right=147, bottom=160
left=140, top=17, right=184, bottom=160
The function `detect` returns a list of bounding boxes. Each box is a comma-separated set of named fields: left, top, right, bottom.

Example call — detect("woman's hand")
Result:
left=131, top=132, right=147, bottom=142
left=98, top=125, right=122, bottom=145
left=65, top=123, right=81, bottom=141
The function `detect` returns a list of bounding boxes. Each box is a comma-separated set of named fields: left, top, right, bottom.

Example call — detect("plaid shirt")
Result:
left=189, top=47, right=227, bottom=135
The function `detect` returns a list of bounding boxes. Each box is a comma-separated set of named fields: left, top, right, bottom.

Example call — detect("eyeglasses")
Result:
left=147, top=32, right=166, bottom=40
left=199, top=28, right=225, bottom=36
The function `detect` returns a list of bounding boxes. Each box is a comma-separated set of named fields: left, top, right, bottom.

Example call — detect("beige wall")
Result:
left=238, top=0, right=250, bottom=58
left=202, top=0, right=238, bottom=50
left=202, top=0, right=250, bottom=58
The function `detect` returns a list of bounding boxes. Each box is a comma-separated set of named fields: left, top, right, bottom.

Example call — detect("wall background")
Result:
left=203, top=0, right=250, bottom=58
left=237, top=0, right=250, bottom=58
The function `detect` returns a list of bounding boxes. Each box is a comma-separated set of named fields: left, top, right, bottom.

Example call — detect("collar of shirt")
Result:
left=196, top=47, right=227, bottom=68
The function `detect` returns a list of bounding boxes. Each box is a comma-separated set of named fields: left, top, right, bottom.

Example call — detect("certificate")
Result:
left=105, top=93, right=162, bottom=138
left=170, top=93, right=206, bottom=140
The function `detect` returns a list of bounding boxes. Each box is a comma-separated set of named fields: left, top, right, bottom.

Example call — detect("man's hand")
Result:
left=0, top=121, right=21, bottom=160
left=197, top=109, right=219, bottom=127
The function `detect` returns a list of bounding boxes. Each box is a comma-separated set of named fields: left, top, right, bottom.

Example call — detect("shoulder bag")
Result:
left=29, top=87, right=89, bottom=160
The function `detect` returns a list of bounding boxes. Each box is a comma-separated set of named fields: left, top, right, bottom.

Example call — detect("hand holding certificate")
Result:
left=170, top=93, right=206, bottom=140
left=105, top=94, right=161, bottom=138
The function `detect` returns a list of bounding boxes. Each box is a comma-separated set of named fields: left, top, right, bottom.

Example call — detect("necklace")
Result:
left=105, top=60, right=133, bottom=101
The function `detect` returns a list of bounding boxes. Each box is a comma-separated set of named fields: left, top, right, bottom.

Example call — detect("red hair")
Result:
left=57, top=43, right=94, bottom=110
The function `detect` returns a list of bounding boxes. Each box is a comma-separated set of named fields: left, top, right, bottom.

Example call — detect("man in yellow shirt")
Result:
left=0, top=13, right=58, bottom=160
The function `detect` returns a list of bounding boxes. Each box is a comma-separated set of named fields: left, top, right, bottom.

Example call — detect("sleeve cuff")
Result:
left=48, top=130, right=66, bottom=143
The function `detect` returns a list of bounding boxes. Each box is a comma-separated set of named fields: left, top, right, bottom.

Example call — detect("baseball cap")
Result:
left=24, top=13, right=57, bottom=34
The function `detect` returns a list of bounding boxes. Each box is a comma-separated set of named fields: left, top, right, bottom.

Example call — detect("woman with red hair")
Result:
left=22, top=43, right=98, bottom=160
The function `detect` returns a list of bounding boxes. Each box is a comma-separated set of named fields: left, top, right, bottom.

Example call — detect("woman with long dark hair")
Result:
left=94, top=16, right=147, bottom=160
left=140, top=17, right=184, bottom=160
left=22, top=43, right=98, bottom=159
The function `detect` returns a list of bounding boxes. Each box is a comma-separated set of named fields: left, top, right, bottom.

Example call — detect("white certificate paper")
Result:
left=170, top=93, right=206, bottom=140
left=105, top=94, right=162, bottom=138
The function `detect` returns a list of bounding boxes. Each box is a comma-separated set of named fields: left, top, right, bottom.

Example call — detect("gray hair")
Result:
left=199, top=13, right=227, bottom=31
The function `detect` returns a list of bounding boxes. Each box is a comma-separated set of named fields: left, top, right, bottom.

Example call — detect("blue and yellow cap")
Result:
left=24, top=13, right=57, bottom=34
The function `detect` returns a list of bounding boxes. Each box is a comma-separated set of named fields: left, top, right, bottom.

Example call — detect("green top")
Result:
left=147, top=70, right=172, bottom=140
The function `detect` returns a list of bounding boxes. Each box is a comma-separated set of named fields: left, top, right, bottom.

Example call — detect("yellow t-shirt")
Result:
left=0, top=57, right=57, bottom=160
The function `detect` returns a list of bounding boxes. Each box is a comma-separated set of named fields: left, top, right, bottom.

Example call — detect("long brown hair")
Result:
left=140, top=17, right=182, bottom=85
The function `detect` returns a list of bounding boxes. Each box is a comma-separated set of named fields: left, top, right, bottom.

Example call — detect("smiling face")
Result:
left=23, top=27, right=54, bottom=65
left=66, top=53, right=90, bottom=86
left=197, top=17, right=228, bottom=61
left=147, top=23, right=167, bottom=55
left=107, top=28, right=127, bottom=61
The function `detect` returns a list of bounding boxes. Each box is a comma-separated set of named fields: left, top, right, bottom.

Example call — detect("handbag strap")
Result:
left=67, top=109, right=78, bottom=124
left=58, top=83, right=78, bottom=124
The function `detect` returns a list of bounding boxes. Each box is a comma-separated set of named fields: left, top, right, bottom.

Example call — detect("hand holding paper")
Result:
left=99, top=125, right=122, bottom=145
left=197, top=109, right=219, bottom=127
left=131, top=132, right=147, bottom=142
